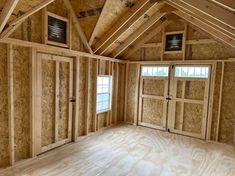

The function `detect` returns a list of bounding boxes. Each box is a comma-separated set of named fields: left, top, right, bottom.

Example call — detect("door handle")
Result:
left=69, top=97, right=76, bottom=103
left=166, top=97, right=172, bottom=100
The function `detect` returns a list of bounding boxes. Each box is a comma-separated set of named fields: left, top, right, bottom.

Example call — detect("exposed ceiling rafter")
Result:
left=111, top=10, right=167, bottom=58
left=92, top=0, right=160, bottom=54
left=210, top=0, right=235, bottom=12
left=0, top=0, right=20, bottom=33
left=122, top=19, right=171, bottom=59
left=0, top=0, right=55, bottom=39
left=174, top=10, right=235, bottom=48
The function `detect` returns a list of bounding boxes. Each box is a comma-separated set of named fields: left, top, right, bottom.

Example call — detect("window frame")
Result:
left=96, top=75, right=112, bottom=114
left=141, top=65, right=170, bottom=77
left=174, top=65, right=210, bottom=79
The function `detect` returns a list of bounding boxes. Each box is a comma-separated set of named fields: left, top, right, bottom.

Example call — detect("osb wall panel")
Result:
left=126, top=64, right=139, bottom=123
left=41, top=59, right=55, bottom=147
left=143, top=79, right=164, bottom=96
left=71, top=0, right=106, bottom=39
left=174, top=102, right=183, bottom=130
left=187, top=25, right=209, bottom=40
left=10, top=11, right=42, bottom=43
left=99, top=113, right=106, bottom=129
left=78, top=58, right=86, bottom=136
left=186, top=43, right=235, bottom=60
left=143, top=47, right=161, bottom=61
left=47, top=0, right=69, bottom=18
left=176, top=81, right=183, bottom=98
left=117, top=63, right=126, bottom=122
left=142, top=98, right=163, bottom=126
left=184, top=81, right=205, bottom=100
left=165, top=20, right=185, bottom=32
left=58, top=62, right=69, bottom=140
left=219, top=62, right=235, bottom=145
left=210, top=63, right=222, bottom=141
left=183, top=103, right=203, bottom=134
left=13, top=46, right=30, bottom=162
left=0, top=44, right=9, bottom=167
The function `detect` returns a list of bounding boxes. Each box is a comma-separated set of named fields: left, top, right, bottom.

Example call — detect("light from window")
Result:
left=175, top=66, right=209, bottom=78
left=96, top=76, right=112, bottom=113
left=141, top=66, right=169, bottom=77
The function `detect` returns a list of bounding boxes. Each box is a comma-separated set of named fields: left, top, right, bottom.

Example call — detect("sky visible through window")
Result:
left=142, top=66, right=169, bottom=77
left=96, top=76, right=112, bottom=113
left=175, top=66, right=209, bottom=78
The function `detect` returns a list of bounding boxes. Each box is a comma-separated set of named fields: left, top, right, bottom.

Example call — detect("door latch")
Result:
left=69, top=97, right=76, bottom=103
left=166, top=95, right=172, bottom=101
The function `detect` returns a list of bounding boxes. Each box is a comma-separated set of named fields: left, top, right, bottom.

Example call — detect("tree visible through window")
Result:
left=96, top=76, right=112, bottom=113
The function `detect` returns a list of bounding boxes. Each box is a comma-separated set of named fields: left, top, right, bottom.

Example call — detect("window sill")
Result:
left=96, top=109, right=111, bottom=115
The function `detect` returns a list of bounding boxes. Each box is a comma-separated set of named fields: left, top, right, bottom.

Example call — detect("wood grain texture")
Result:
left=0, top=124, right=235, bottom=176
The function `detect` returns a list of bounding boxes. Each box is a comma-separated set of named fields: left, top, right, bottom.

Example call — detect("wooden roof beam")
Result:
left=122, top=19, right=171, bottom=59
left=92, top=0, right=162, bottom=55
left=169, top=0, right=235, bottom=30
left=167, top=0, right=235, bottom=38
left=0, top=0, right=55, bottom=38
left=63, top=0, right=93, bottom=54
left=0, top=0, right=20, bottom=33
left=174, top=10, right=235, bottom=48
left=210, top=0, right=235, bottom=12
left=111, top=11, right=167, bottom=58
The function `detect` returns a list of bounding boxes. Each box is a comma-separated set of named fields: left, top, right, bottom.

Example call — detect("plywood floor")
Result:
left=1, top=124, right=235, bottom=176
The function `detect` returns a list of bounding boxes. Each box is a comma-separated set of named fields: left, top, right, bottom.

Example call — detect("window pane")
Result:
left=142, top=66, right=169, bottom=77
left=175, top=66, right=209, bottom=78
left=96, top=76, right=112, bottom=112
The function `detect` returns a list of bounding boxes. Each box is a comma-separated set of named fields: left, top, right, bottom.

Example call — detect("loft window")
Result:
left=96, top=76, right=112, bottom=113
left=175, top=66, right=209, bottom=78
left=141, top=66, right=169, bottom=77
left=45, top=12, right=70, bottom=48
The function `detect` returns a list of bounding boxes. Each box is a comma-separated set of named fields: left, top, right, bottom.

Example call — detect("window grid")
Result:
left=175, top=66, right=209, bottom=78
left=96, top=76, right=112, bottom=113
left=142, top=66, right=169, bottom=77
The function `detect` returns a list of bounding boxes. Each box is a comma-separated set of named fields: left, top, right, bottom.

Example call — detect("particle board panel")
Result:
left=187, top=25, right=209, bottom=40
left=219, top=62, right=235, bottom=145
left=165, top=20, right=184, bottom=32
left=182, top=103, right=203, bottom=134
left=211, top=63, right=222, bottom=141
left=142, top=98, right=164, bottom=126
left=58, top=62, right=69, bottom=140
left=143, top=47, right=161, bottom=61
left=174, top=102, right=183, bottom=130
left=176, top=81, right=183, bottom=98
left=41, top=59, right=56, bottom=147
left=186, top=43, right=235, bottom=60
left=13, top=46, right=30, bottom=162
left=129, top=48, right=142, bottom=61
left=70, top=0, right=106, bottom=40
left=184, top=81, right=205, bottom=100
left=126, top=63, right=139, bottom=124
left=142, top=79, right=165, bottom=96
left=163, top=53, right=183, bottom=61
left=47, top=0, right=69, bottom=18
left=0, top=44, right=9, bottom=167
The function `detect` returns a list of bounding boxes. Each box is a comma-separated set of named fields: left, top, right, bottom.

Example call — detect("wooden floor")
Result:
left=1, top=124, right=235, bottom=176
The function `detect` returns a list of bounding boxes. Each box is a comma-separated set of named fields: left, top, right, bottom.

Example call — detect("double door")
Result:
left=138, top=64, right=210, bottom=139
left=35, top=53, right=73, bottom=154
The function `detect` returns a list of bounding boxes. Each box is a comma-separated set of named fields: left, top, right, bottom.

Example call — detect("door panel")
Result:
left=36, top=53, right=73, bottom=154
left=169, top=65, right=210, bottom=139
left=138, top=65, right=169, bottom=130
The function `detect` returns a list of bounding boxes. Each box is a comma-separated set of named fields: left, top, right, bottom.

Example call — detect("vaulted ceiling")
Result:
left=0, top=0, right=234, bottom=59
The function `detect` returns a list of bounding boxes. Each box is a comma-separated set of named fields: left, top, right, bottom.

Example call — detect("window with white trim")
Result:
left=96, top=76, right=112, bottom=113
left=141, top=66, right=169, bottom=77
left=175, top=66, right=209, bottom=78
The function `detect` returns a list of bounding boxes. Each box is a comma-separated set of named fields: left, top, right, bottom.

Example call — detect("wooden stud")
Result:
left=134, top=64, right=141, bottom=125
left=84, top=59, right=90, bottom=135
left=73, top=57, right=80, bottom=141
left=206, top=63, right=217, bottom=140
left=216, top=62, right=225, bottom=142
left=92, top=60, right=98, bottom=132
left=68, top=60, right=73, bottom=140
left=54, top=61, right=60, bottom=142
left=7, top=44, right=15, bottom=165
left=29, top=48, right=37, bottom=158
left=124, top=63, right=129, bottom=122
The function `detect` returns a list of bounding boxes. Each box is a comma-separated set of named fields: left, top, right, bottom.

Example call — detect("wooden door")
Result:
left=35, top=53, right=73, bottom=154
left=168, top=65, right=210, bottom=139
left=138, top=65, right=170, bottom=130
